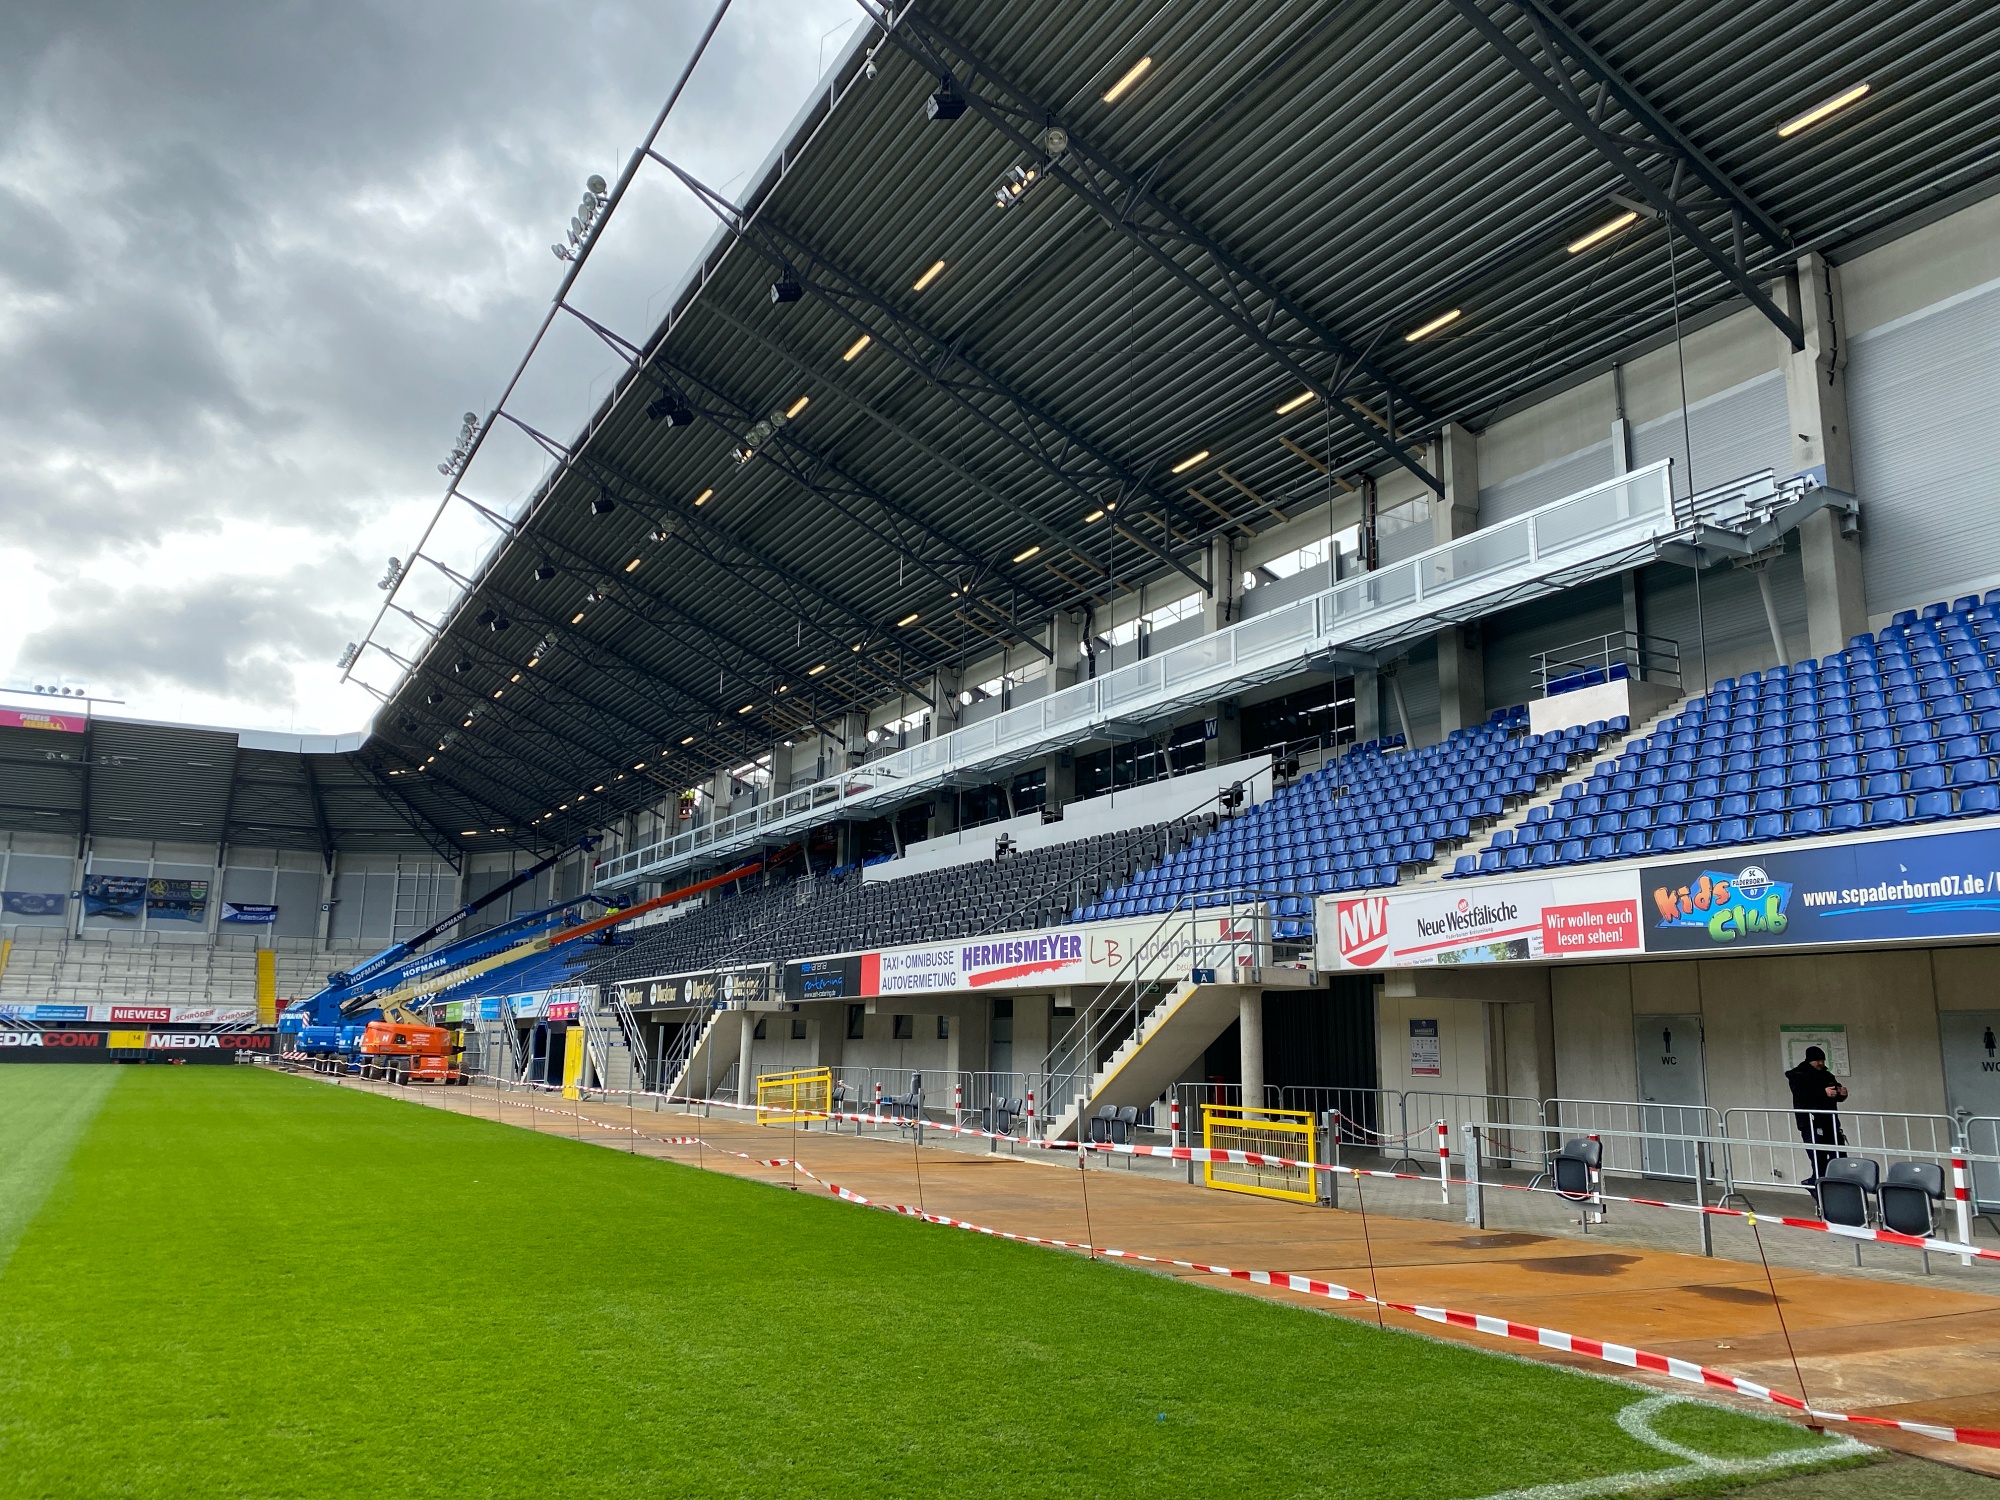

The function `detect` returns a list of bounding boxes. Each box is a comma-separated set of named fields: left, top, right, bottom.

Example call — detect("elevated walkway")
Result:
left=598, top=464, right=1852, bottom=892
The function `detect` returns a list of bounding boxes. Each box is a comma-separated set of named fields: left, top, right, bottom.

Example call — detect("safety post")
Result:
left=953, top=1079, right=963, bottom=1119
left=1025, top=1088, right=1036, bottom=1142
left=1462, top=1123, right=1483, bottom=1228
left=1170, top=1096, right=1181, bottom=1149
left=1953, top=1153, right=1974, bottom=1265
left=1693, top=1140, right=1713, bottom=1257
left=873, top=1079, right=883, bottom=1114
left=1588, top=1132, right=1606, bottom=1225
left=1320, top=1112, right=1340, bottom=1209
left=1437, top=1118, right=1450, bottom=1204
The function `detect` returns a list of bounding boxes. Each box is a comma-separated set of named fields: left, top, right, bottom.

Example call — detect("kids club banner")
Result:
left=1641, top=825, right=2000, bottom=954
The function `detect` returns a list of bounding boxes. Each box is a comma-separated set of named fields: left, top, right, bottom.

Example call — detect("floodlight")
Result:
left=926, top=78, right=965, bottom=121
left=769, top=274, right=803, bottom=304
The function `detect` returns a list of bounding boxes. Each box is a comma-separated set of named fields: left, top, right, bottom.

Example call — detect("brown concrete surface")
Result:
left=323, top=1074, right=2000, bottom=1478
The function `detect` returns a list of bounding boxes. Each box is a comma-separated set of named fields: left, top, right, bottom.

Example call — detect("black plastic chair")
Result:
left=1088, top=1103, right=1118, bottom=1144
left=1552, top=1137, right=1601, bottom=1197
left=1112, top=1105, right=1140, bottom=1145
left=1815, top=1157, right=1879, bottom=1265
left=1880, top=1161, right=1945, bottom=1273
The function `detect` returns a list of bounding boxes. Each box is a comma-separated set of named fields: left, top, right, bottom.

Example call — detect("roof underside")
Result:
left=352, top=0, right=1996, bottom=854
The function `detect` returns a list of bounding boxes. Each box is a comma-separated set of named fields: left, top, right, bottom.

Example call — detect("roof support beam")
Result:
left=1442, top=0, right=1804, bottom=349
left=299, top=757, right=336, bottom=874
left=873, top=4, right=1445, bottom=493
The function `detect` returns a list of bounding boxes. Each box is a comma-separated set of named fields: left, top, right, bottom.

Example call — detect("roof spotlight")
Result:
left=426, top=689, right=446, bottom=706
left=452, top=659, right=473, bottom=674
left=489, top=615, right=511, bottom=633
left=590, top=490, right=616, bottom=516
left=769, top=273, right=803, bottom=305
left=533, top=562, right=557, bottom=581
left=645, top=390, right=694, bottom=425
left=926, top=76, right=965, bottom=121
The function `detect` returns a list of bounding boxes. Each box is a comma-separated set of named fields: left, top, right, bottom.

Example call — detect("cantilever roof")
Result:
left=348, top=0, right=1997, bottom=858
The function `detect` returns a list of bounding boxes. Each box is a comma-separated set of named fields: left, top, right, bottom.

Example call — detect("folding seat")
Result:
left=1855, top=708, right=1890, bottom=733
left=1502, top=845, right=1533, bottom=871
left=1751, top=787, right=1787, bottom=814
left=1788, top=759, right=1824, bottom=785
left=1622, top=807, right=1654, bottom=832
left=1952, top=758, right=1995, bottom=787
left=1751, top=767, right=1787, bottom=793
left=1716, top=790, right=1751, bottom=819
left=1754, top=727, right=1786, bottom=750
left=1646, top=826, right=1681, bottom=853
left=1822, top=801, right=1863, bottom=832
left=1750, top=811, right=1788, bottom=841
left=1724, top=734, right=1755, bottom=757
left=1678, top=822, right=1713, bottom=849
left=1961, top=785, right=2000, bottom=816
left=1906, top=763, right=1948, bottom=793
left=1868, top=797, right=1909, bottom=827
left=1693, top=756, right=1725, bottom=779
left=1616, top=830, right=1649, bottom=858
left=1923, top=601, right=1951, bottom=620
left=1913, top=790, right=1955, bottom=820
left=1789, top=807, right=1828, bottom=836
left=1754, top=746, right=1787, bottom=771
left=1904, top=741, right=1942, bottom=767
left=1861, top=746, right=1899, bottom=774
left=1580, top=834, right=1613, bottom=861
left=1789, top=781, right=1825, bottom=807
left=1714, top=816, right=1751, bottom=844
left=1690, top=776, right=1722, bottom=800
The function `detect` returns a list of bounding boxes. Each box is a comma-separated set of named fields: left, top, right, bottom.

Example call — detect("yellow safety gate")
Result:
left=1201, top=1103, right=1317, bottom=1202
left=756, top=1067, right=833, bottom=1125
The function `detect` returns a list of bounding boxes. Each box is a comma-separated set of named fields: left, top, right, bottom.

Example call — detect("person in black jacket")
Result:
left=1785, top=1045, right=1849, bottom=1186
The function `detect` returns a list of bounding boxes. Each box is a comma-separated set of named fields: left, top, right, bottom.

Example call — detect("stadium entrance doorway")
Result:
left=528, top=1021, right=567, bottom=1087
left=1634, top=1014, right=1706, bottom=1180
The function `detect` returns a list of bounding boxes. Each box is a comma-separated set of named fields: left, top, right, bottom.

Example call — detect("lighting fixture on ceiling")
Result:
left=958, top=689, right=975, bottom=706
left=1779, top=82, right=1869, bottom=138
left=1276, top=389, right=1317, bottom=415
left=645, top=388, right=694, bottom=425
left=624, top=557, right=642, bottom=572
left=1102, top=55, right=1152, bottom=103
left=993, top=163, right=1040, bottom=211
left=1566, top=209, right=1641, bottom=255
left=633, top=761, right=646, bottom=770
left=866, top=728, right=882, bottom=743
left=808, top=663, right=827, bottom=675
left=842, top=334, right=872, bottom=361
left=769, top=272, right=803, bottom=304
left=509, top=673, right=521, bottom=683
left=1404, top=308, right=1462, bottom=342
left=912, top=260, right=946, bottom=293
left=426, top=689, right=445, bottom=705
left=452, top=658, right=472, bottom=674
left=534, top=562, right=557, bottom=581
left=738, top=703, right=755, bottom=714
left=1170, top=450, right=1209, bottom=474
left=785, top=394, right=810, bottom=419
left=1084, top=508, right=1105, bottom=523
left=1012, top=544, right=1041, bottom=563
left=897, top=612, right=920, bottom=627
left=681, top=735, right=695, bottom=745
left=926, top=76, right=965, bottom=121
left=570, top=611, right=586, bottom=625
left=590, top=488, right=616, bottom=515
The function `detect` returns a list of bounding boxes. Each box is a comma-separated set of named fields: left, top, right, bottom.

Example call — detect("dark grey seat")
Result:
left=1552, top=1137, right=1601, bottom=1199
left=1881, top=1160, right=1946, bottom=1272
left=1816, top=1157, right=1879, bottom=1263
left=1088, top=1103, right=1119, bottom=1144
left=1112, top=1105, right=1140, bottom=1145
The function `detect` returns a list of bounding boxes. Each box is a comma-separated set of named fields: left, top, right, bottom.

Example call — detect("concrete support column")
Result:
left=737, top=1009, right=756, bottom=1107
left=1238, top=991, right=1264, bottom=1106
left=1353, top=667, right=1381, bottom=743
left=1048, top=612, right=1087, bottom=692
left=1431, top=423, right=1485, bottom=735
left=927, top=791, right=959, bottom=840
left=1203, top=535, right=1242, bottom=634
left=1043, top=751, right=1075, bottom=812
left=1780, top=252, right=1867, bottom=657
left=929, top=667, right=961, bottom=739
left=1205, top=699, right=1242, bottom=768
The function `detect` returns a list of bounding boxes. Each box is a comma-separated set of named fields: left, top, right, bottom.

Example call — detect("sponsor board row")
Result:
left=0, top=1029, right=272, bottom=1062
left=1319, top=823, right=2000, bottom=969
left=0, top=1004, right=259, bottom=1024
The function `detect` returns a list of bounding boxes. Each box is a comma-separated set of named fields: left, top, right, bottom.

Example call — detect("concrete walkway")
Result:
left=316, top=1072, right=2000, bottom=1476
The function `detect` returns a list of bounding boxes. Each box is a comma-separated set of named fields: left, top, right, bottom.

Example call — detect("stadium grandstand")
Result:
left=7, top=0, right=2000, bottom=1157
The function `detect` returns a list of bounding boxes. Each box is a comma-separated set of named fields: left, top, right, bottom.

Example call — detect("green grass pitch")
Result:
left=0, top=1066, right=1862, bottom=1499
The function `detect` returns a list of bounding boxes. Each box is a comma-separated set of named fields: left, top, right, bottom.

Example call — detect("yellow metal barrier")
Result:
left=757, top=1067, right=833, bottom=1124
left=254, top=949, right=278, bottom=1025
left=1201, top=1103, right=1317, bottom=1203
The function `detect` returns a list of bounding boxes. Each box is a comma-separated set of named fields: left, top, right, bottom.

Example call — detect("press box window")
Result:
left=847, top=1004, right=866, bottom=1040
left=790, top=1017, right=807, bottom=1040
left=892, top=1014, right=914, bottom=1040
left=936, top=1015, right=950, bottom=1040
left=752, top=1018, right=767, bottom=1040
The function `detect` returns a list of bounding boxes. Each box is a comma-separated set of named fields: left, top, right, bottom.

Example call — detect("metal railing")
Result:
left=1719, top=1107, right=1962, bottom=1202
left=597, top=462, right=1681, bottom=890
left=1968, top=1117, right=2000, bottom=1212
left=1547, top=1097, right=1726, bottom=1183
left=1533, top=630, right=1683, bottom=697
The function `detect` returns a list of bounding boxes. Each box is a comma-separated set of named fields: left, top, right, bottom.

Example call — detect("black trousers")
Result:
left=1794, top=1110, right=1846, bottom=1180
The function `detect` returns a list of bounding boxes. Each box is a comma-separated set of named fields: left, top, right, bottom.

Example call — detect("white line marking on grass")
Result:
left=1474, top=1396, right=1868, bottom=1500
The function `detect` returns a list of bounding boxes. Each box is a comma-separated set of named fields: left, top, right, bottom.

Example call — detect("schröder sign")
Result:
left=1319, top=872, right=1643, bottom=969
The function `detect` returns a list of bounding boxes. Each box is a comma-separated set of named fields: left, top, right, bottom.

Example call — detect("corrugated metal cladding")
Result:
left=1479, top=442, right=1616, bottom=525
left=1629, top=372, right=1793, bottom=499
left=1848, top=275, right=2000, bottom=613
left=354, top=0, right=1998, bottom=851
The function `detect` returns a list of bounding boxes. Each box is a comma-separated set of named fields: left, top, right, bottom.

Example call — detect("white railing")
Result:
left=597, top=461, right=1680, bottom=890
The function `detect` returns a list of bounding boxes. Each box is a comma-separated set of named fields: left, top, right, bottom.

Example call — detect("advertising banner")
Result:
left=32, top=1004, right=89, bottom=1021
left=1640, top=826, right=2000, bottom=954
left=145, top=878, right=209, bottom=923
left=221, top=902, right=278, bottom=924
left=0, top=706, right=86, bottom=733
left=2, top=891, right=66, bottom=917
left=109, top=1006, right=171, bottom=1023
left=546, top=999, right=580, bottom=1021
left=0, top=1030, right=269, bottom=1063
left=1319, top=871, right=1643, bottom=970
left=81, top=874, right=147, bottom=919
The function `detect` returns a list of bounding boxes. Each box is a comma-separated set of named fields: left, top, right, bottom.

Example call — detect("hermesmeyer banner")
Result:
left=1317, top=871, right=1644, bottom=970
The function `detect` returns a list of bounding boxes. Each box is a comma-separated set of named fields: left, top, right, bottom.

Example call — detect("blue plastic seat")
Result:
left=1868, top=797, right=1909, bottom=826
left=1585, top=835, right=1616, bottom=861
left=1714, top=816, right=1750, bottom=844
left=1646, top=826, right=1680, bottom=852
left=1749, top=811, right=1787, bottom=840
left=1960, top=785, right=2000, bottom=816
left=1557, top=839, right=1587, bottom=863
left=1751, top=788, right=1786, bottom=813
left=1718, top=792, right=1751, bottom=817
left=1503, top=846, right=1533, bottom=870
left=1790, top=807, right=1827, bottom=835
left=1907, top=763, right=1948, bottom=792
left=1616, top=831, right=1648, bottom=858
left=1914, top=790, right=1955, bottom=820
left=1826, top=802, right=1865, bottom=831
left=1681, top=822, right=1714, bottom=848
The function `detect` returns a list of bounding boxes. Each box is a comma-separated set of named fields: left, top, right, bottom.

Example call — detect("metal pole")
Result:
left=1694, top=1139, right=1713, bottom=1257
left=1953, top=1151, right=1974, bottom=1265
left=1437, top=1118, right=1450, bottom=1205
left=1462, top=1123, right=1483, bottom=1228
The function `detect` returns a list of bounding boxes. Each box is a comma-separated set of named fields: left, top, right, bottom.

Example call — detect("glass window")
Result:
left=847, top=1004, right=866, bottom=1040
left=752, top=1018, right=767, bottom=1040
left=790, top=1016, right=807, bottom=1040
left=892, top=1014, right=914, bottom=1040
left=936, top=1015, right=950, bottom=1040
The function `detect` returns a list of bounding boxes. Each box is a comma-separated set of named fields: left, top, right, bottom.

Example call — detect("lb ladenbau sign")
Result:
left=1318, top=821, right=2000, bottom=968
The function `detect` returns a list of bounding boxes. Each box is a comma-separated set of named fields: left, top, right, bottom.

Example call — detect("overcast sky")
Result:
left=0, top=0, right=865, bottom=735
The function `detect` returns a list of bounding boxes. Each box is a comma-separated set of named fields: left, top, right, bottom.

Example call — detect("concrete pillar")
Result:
left=929, top=667, right=961, bottom=738
left=1043, top=751, right=1075, bottom=812
left=1353, top=667, right=1381, bottom=743
left=1238, top=991, right=1264, bottom=1105
left=1203, top=535, right=1241, bottom=633
left=928, top=792, right=958, bottom=840
left=737, top=1009, right=756, bottom=1107
left=1048, top=612, right=1087, bottom=692
left=1780, top=252, right=1867, bottom=658
left=1205, top=699, right=1242, bottom=768
left=1431, top=423, right=1484, bottom=735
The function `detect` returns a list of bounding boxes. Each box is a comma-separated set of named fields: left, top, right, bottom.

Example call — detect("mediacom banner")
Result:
left=1640, top=826, right=2000, bottom=954
left=0, top=1030, right=271, bottom=1062
left=1318, top=871, right=1643, bottom=970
